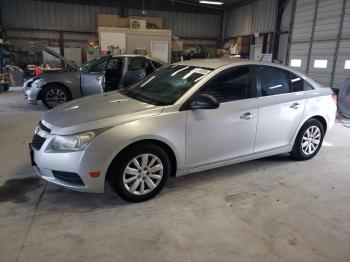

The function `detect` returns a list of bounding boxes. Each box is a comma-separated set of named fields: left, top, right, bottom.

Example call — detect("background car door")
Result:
left=104, top=57, right=124, bottom=91
left=123, top=57, right=147, bottom=87
left=254, top=66, right=306, bottom=153
left=80, top=57, right=109, bottom=96
left=186, top=66, right=258, bottom=169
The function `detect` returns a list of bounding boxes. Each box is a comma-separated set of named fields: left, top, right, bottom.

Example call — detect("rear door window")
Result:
left=129, top=57, right=146, bottom=71
left=258, top=66, right=291, bottom=96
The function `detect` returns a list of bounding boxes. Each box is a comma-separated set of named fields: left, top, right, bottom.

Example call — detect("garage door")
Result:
left=288, top=0, right=350, bottom=88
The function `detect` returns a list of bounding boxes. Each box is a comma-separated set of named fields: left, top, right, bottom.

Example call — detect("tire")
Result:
left=291, top=119, right=325, bottom=161
left=41, top=84, right=71, bottom=109
left=108, top=143, right=170, bottom=202
left=0, top=84, right=9, bottom=92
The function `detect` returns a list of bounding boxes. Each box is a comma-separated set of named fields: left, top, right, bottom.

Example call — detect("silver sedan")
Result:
left=30, top=59, right=337, bottom=202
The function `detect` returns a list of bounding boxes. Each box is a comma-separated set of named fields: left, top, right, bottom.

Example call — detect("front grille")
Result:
left=52, top=171, right=85, bottom=186
left=32, top=134, right=46, bottom=150
left=38, top=121, right=51, bottom=133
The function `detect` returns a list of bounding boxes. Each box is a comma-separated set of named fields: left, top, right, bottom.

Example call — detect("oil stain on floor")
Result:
left=0, top=177, right=43, bottom=203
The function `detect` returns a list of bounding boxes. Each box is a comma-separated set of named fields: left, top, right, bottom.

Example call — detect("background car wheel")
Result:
left=41, top=84, right=71, bottom=109
left=291, top=118, right=325, bottom=161
left=108, top=143, right=170, bottom=202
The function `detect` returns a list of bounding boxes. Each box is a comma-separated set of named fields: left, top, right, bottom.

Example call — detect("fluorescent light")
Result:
left=290, top=59, right=301, bottom=67
left=314, top=59, right=328, bottom=69
left=291, top=77, right=301, bottom=82
left=199, top=0, right=224, bottom=5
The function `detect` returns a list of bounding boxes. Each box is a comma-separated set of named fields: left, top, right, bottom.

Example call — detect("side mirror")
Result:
left=189, top=94, right=219, bottom=110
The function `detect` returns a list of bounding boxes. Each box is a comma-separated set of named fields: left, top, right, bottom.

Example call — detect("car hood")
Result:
left=42, top=92, right=163, bottom=135
left=29, top=42, right=78, bottom=72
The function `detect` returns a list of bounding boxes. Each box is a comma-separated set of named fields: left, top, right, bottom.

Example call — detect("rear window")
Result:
left=289, top=72, right=314, bottom=92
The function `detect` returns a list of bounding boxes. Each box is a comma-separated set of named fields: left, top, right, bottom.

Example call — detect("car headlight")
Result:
left=31, top=78, right=44, bottom=88
left=52, top=131, right=95, bottom=151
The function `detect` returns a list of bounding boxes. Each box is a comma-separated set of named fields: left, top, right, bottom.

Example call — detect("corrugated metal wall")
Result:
left=0, top=0, right=222, bottom=47
left=225, top=0, right=278, bottom=37
left=288, top=0, right=350, bottom=88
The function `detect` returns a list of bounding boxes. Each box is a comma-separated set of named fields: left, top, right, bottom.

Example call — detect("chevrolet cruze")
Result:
left=30, top=59, right=337, bottom=202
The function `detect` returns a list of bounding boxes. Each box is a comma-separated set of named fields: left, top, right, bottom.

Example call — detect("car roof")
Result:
left=109, top=54, right=167, bottom=64
left=176, top=58, right=292, bottom=70
left=175, top=58, right=321, bottom=89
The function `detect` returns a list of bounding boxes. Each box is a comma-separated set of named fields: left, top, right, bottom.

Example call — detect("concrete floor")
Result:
left=1, top=87, right=350, bottom=262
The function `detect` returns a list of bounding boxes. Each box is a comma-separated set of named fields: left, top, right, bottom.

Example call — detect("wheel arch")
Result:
left=38, top=82, right=72, bottom=101
left=106, top=139, right=178, bottom=182
left=310, top=115, right=327, bottom=133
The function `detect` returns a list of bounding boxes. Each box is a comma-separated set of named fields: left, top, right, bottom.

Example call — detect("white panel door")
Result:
left=99, top=32, right=126, bottom=52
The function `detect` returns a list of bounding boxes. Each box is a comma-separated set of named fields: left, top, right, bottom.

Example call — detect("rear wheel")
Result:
left=42, top=84, right=71, bottom=109
left=291, top=119, right=324, bottom=160
left=108, top=143, right=170, bottom=202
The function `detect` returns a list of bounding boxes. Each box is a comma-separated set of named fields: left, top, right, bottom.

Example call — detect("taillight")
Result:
left=332, top=92, right=338, bottom=103
left=332, top=91, right=340, bottom=119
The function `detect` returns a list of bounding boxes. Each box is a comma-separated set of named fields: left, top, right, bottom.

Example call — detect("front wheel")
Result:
left=108, top=143, right=170, bottom=202
left=291, top=119, right=325, bottom=160
left=41, top=84, right=71, bottom=109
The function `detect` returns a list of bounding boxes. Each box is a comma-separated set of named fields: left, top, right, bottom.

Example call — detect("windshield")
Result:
left=80, top=58, right=98, bottom=72
left=123, top=65, right=213, bottom=105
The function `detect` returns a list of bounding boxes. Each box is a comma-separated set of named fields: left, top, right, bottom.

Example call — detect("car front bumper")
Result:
left=23, top=82, right=41, bottom=105
left=30, top=136, right=109, bottom=193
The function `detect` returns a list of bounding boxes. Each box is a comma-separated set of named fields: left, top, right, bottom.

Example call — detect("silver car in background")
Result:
left=23, top=43, right=165, bottom=109
left=30, top=59, right=337, bottom=202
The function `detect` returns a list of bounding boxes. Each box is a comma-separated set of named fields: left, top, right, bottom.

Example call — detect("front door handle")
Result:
left=290, top=103, right=300, bottom=109
left=240, top=112, right=254, bottom=120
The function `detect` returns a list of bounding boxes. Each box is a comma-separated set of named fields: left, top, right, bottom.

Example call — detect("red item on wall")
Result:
left=34, top=66, right=42, bottom=76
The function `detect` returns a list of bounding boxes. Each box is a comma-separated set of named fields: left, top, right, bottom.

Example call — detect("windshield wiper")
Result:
left=125, top=90, right=164, bottom=106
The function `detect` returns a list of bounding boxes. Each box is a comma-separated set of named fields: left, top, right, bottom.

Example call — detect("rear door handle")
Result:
left=290, top=103, right=300, bottom=109
left=240, top=112, right=254, bottom=120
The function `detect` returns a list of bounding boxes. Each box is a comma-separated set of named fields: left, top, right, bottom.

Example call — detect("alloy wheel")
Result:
left=122, top=154, right=163, bottom=196
left=45, top=89, right=67, bottom=108
left=301, top=125, right=321, bottom=155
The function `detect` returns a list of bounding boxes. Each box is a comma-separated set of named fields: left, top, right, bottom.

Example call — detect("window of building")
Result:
left=290, top=59, right=302, bottom=67
left=345, top=60, right=350, bottom=70
left=314, top=59, right=328, bottom=69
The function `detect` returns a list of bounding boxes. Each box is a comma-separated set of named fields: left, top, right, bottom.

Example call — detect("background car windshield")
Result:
left=126, top=65, right=213, bottom=105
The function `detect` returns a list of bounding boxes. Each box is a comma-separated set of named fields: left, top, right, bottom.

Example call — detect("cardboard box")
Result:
left=216, top=49, right=228, bottom=57
left=144, top=16, right=163, bottom=29
left=130, top=19, right=147, bottom=29
left=236, top=36, right=250, bottom=46
left=97, top=14, right=163, bottom=29
left=236, top=44, right=250, bottom=55
left=97, top=14, right=120, bottom=27
left=172, top=41, right=183, bottom=52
